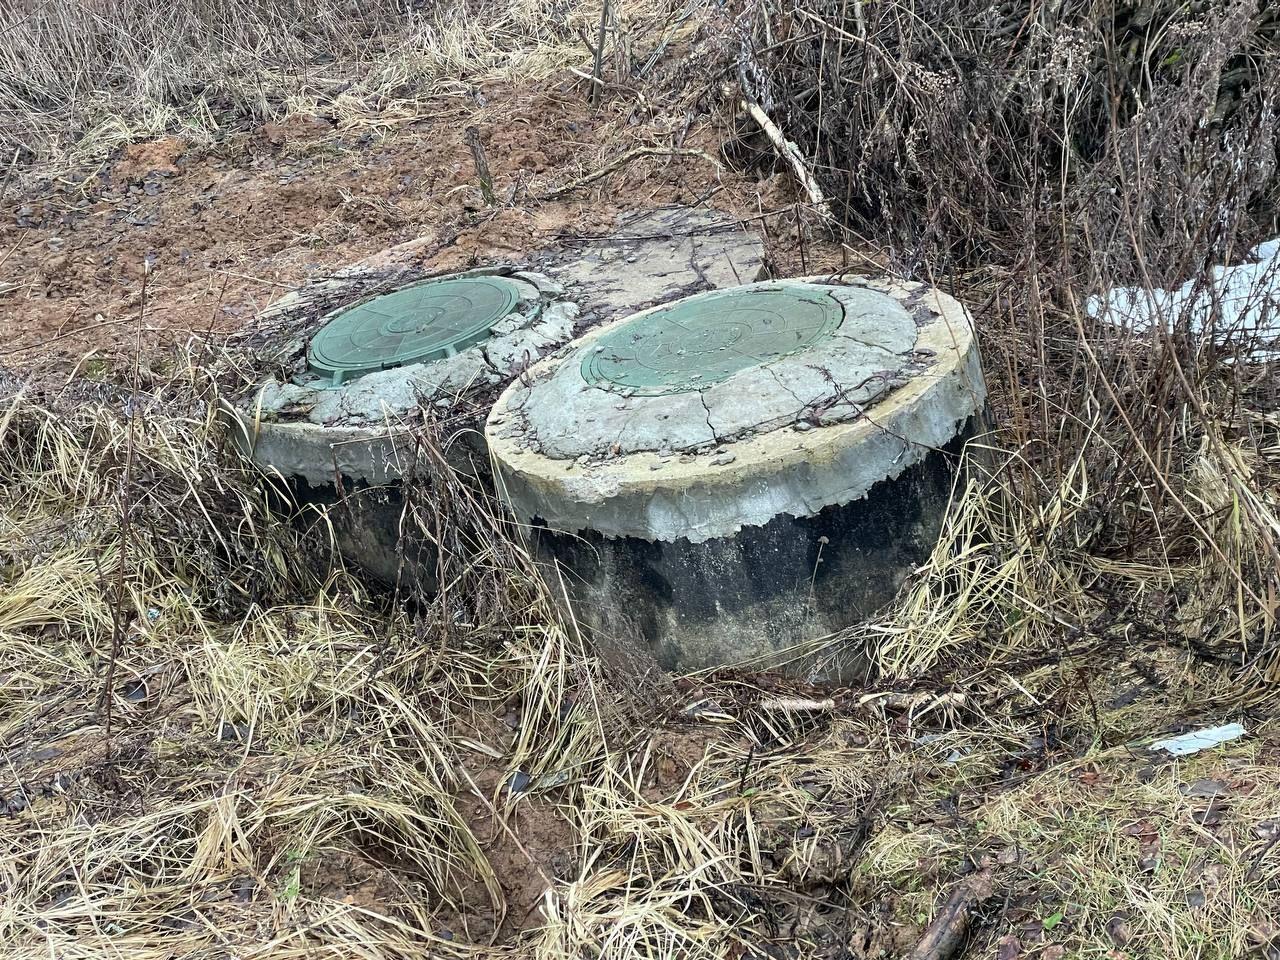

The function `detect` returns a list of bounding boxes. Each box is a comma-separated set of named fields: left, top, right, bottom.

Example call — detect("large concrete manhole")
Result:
left=486, top=277, right=987, bottom=677
left=225, top=207, right=766, bottom=585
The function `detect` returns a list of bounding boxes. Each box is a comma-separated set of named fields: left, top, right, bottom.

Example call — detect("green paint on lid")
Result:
left=581, top=284, right=844, bottom=396
left=308, top=275, right=527, bottom=385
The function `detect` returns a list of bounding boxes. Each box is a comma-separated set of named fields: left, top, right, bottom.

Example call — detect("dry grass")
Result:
left=0, top=375, right=611, bottom=956
left=0, top=372, right=1277, bottom=955
left=0, top=0, right=684, bottom=171
left=3, top=0, right=1280, bottom=956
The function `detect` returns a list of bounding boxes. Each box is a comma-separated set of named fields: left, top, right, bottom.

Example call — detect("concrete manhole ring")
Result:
left=228, top=269, right=577, bottom=486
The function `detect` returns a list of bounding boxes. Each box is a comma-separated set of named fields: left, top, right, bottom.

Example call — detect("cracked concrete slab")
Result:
left=505, top=280, right=920, bottom=460
left=538, top=207, right=767, bottom=325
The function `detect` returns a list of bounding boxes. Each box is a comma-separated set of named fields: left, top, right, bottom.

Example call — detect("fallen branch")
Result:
left=741, top=99, right=833, bottom=221
left=760, top=695, right=835, bottom=713
left=541, top=146, right=722, bottom=200
left=568, top=66, right=647, bottom=103
left=909, top=869, right=996, bottom=960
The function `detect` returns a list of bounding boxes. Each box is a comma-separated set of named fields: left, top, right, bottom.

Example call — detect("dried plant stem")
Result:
left=541, top=146, right=721, bottom=199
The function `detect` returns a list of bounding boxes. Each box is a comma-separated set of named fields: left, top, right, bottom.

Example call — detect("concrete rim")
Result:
left=229, top=269, right=572, bottom=485
left=485, top=277, right=986, bottom=543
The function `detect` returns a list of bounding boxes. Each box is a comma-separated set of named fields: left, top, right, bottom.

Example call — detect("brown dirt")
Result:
left=0, top=83, right=845, bottom=376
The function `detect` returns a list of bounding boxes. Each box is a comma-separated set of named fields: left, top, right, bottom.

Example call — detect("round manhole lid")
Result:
left=580, top=284, right=844, bottom=396
left=308, top=275, right=526, bottom=384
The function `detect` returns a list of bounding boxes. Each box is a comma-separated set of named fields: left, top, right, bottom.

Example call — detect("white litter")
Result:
left=1086, top=237, right=1280, bottom=358
left=1149, top=722, right=1247, bottom=757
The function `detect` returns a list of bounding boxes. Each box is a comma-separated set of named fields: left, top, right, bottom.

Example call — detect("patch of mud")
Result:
left=447, top=769, right=580, bottom=938
left=300, top=850, right=416, bottom=910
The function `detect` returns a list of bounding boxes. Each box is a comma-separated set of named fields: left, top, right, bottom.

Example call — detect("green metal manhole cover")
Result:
left=581, top=285, right=845, bottom=396
left=308, top=275, right=526, bottom=385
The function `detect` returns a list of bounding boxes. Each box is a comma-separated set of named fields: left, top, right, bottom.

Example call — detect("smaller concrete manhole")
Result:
left=486, top=277, right=988, bottom=678
left=234, top=270, right=569, bottom=488
left=308, top=275, right=531, bottom=385
left=223, top=206, right=769, bottom=589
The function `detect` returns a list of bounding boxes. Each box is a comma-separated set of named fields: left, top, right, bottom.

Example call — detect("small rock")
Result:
left=1181, top=778, right=1229, bottom=798
left=681, top=698, right=719, bottom=716
left=711, top=454, right=736, bottom=466
left=996, top=934, right=1022, bottom=960
left=1192, top=798, right=1227, bottom=827
left=1105, top=914, right=1130, bottom=946
left=1253, top=819, right=1280, bottom=840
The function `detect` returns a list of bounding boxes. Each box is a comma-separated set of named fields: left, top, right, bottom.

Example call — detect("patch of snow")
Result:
left=1086, top=237, right=1280, bottom=358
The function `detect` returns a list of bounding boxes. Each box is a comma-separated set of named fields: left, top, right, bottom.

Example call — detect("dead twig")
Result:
left=96, top=266, right=149, bottom=733
left=0, top=148, right=18, bottom=208
left=465, top=125, right=497, bottom=207
left=590, top=0, right=610, bottom=108
left=741, top=99, right=832, bottom=221
left=540, top=146, right=722, bottom=200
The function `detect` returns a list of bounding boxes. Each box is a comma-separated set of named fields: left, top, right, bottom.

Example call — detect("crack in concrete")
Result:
left=833, top=331, right=916, bottom=359
left=477, top=345, right=503, bottom=376
left=685, top=235, right=713, bottom=292
left=697, top=390, right=720, bottom=444
left=762, top=365, right=809, bottom=413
